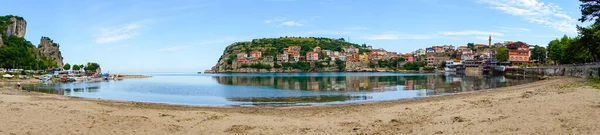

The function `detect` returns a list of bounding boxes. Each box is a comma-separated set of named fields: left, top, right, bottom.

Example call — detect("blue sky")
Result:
left=1, top=0, right=584, bottom=73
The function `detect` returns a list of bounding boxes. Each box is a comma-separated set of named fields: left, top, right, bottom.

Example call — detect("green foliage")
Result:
left=495, top=47, right=509, bottom=62
left=377, top=59, right=404, bottom=69
left=423, top=66, right=436, bottom=71
left=334, top=59, right=345, bottom=71
left=403, top=62, right=426, bottom=71
left=273, top=63, right=282, bottom=68
left=0, top=35, right=59, bottom=69
left=369, top=63, right=376, bottom=68
left=467, top=43, right=474, bottom=50
left=227, top=54, right=237, bottom=64
left=579, top=0, right=600, bottom=24
left=63, top=63, right=71, bottom=70
left=72, top=64, right=81, bottom=70
left=84, top=62, right=101, bottom=71
left=547, top=35, right=592, bottom=64
left=282, top=62, right=311, bottom=71
left=0, top=15, right=23, bottom=33
left=222, top=37, right=365, bottom=59
left=530, top=45, right=547, bottom=62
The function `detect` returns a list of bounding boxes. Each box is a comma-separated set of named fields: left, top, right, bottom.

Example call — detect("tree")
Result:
left=63, top=63, right=71, bottom=70
left=530, top=45, right=547, bottom=63
left=72, top=64, right=81, bottom=70
left=467, top=43, right=475, bottom=49
left=579, top=0, right=600, bottom=24
left=495, top=47, right=509, bottom=62
left=84, top=62, right=101, bottom=71
left=577, top=0, right=600, bottom=61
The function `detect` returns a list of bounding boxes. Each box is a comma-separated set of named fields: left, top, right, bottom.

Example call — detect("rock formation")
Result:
left=38, top=37, right=64, bottom=68
left=0, top=33, right=3, bottom=46
left=3, top=17, right=26, bottom=38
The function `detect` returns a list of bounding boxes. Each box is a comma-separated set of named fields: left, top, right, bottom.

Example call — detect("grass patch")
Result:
left=587, top=78, right=600, bottom=90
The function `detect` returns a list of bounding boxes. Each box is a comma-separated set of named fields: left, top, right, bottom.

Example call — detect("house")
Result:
left=333, top=51, right=341, bottom=57
left=385, top=52, right=398, bottom=59
left=236, top=57, right=249, bottom=63
left=426, top=55, right=436, bottom=66
left=506, top=41, right=531, bottom=64
left=359, top=53, right=369, bottom=61
left=426, top=47, right=435, bottom=53
left=494, top=42, right=504, bottom=48
left=322, top=50, right=333, bottom=57
left=474, top=44, right=486, bottom=49
left=461, top=51, right=474, bottom=60
left=402, top=54, right=414, bottom=62
left=443, top=45, right=455, bottom=51
left=338, top=55, right=347, bottom=61
left=415, top=49, right=426, bottom=56
left=479, top=49, right=491, bottom=59
left=342, top=46, right=359, bottom=55
left=432, top=46, right=444, bottom=53
left=372, top=48, right=387, bottom=55
left=292, top=52, right=301, bottom=62
left=277, top=54, right=289, bottom=62
left=457, top=46, right=469, bottom=52
left=249, top=50, right=262, bottom=61
left=306, top=52, right=319, bottom=61
left=285, top=46, right=301, bottom=54
left=236, top=53, right=248, bottom=58
left=347, top=54, right=359, bottom=62
left=313, top=46, right=322, bottom=53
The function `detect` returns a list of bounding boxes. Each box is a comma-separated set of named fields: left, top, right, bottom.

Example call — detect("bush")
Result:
left=403, top=62, right=426, bottom=70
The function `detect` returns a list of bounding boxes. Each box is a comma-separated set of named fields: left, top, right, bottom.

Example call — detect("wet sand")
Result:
left=0, top=77, right=599, bottom=134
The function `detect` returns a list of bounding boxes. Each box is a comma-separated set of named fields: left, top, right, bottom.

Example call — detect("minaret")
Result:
left=488, top=34, right=492, bottom=47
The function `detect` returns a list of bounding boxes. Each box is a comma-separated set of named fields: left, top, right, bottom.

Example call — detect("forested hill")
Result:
left=0, top=15, right=64, bottom=70
left=207, top=37, right=395, bottom=73
left=221, top=37, right=370, bottom=58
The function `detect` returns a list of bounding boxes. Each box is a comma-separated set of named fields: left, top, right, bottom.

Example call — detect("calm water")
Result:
left=24, top=72, right=537, bottom=106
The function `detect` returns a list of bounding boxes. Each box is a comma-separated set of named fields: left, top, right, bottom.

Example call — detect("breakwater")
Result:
left=505, top=64, right=600, bottom=79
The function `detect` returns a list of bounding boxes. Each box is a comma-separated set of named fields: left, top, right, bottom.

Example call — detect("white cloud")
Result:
left=361, top=33, right=432, bottom=40
left=96, top=23, right=142, bottom=43
left=478, top=0, right=577, bottom=33
left=280, top=21, right=304, bottom=26
left=264, top=17, right=286, bottom=24
left=437, top=30, right=504, bottom=36
left=494, top=26, right=531, bottom=31
left=152, top=38, right=241, bottom=52
left=344, top=27, right=370, bottom=30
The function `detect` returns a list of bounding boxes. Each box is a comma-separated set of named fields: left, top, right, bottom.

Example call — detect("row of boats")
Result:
left=444, top=60, right=507, bottom=72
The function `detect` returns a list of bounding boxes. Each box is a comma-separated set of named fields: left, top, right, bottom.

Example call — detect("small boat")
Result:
left=494, top=66, right=506, bottom=72
left=2, top=74, right=14, bottom=78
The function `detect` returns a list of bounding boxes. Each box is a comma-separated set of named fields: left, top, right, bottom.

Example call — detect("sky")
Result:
left=0, top=0, right=586, bottom=73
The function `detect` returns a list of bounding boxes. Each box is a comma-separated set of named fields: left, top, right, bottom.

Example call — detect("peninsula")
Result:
left=205, top=37, right=415, bottom=73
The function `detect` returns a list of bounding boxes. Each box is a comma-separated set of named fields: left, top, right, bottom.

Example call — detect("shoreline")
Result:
left=1, top=77, right=600, bottom=134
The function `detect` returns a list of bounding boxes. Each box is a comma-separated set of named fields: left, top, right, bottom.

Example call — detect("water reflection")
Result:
left=23, top=83, right=100, bottom=95
left=21, top=73, right=538, bottom=106
left=213, top=73, right=536, bottom=97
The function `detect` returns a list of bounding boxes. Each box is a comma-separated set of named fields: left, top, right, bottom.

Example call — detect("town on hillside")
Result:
left=213, top=35, right=538, bottom=73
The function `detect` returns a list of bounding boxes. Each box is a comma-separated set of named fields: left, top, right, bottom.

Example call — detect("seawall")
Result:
left=506, top=64, right=600, bottom=79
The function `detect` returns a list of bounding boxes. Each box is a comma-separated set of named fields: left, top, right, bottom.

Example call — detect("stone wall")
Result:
left=514, top=65, right=600, bottom=79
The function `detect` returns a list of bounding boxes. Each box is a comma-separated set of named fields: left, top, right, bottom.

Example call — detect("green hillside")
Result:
left=221, top=37, right=371, bottom=58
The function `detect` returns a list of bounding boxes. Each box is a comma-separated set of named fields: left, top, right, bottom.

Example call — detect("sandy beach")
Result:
left=0, top=77, right=599, bottom=134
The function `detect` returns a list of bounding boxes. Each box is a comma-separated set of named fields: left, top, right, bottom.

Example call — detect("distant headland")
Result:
left=205, top=37, right=415, bottom=73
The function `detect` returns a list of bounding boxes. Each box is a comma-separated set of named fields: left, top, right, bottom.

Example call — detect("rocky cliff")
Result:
left=3, top=17, right=26, bottom=38
left=37, top=37, right=64, bottom=68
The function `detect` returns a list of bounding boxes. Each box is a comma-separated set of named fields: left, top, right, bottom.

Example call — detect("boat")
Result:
left=494, top=65, right=506, bottom=72
left=2, top=74, right=14, bottom=78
